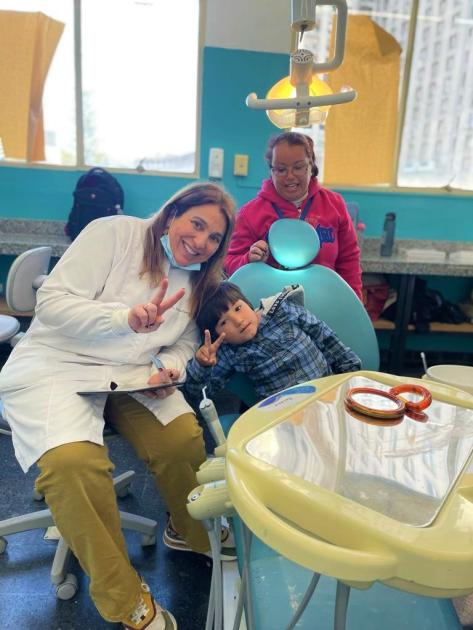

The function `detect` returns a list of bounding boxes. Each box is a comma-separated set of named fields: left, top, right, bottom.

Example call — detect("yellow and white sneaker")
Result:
left=122, top=580, right=177, bottom=630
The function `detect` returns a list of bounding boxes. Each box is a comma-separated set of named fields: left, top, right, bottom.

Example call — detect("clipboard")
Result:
left=77, top=381, right=186, bottom=396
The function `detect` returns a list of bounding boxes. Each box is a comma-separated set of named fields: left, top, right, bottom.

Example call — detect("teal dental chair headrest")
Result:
left=268, top=219, right=320, bottom=269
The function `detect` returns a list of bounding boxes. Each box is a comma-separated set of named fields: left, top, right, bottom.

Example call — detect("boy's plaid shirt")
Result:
left=185, top=299, right=361, bottom=403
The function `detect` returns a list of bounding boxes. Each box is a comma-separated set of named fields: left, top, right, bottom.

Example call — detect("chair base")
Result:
left=0, top=472, right=158, bottom=599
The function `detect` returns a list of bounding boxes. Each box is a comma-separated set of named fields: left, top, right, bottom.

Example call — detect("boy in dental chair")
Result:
left=185, top=282, right=361, bottom=403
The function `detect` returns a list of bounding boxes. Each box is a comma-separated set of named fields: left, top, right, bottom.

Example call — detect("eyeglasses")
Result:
left=270, top=162, right=310, bottom=178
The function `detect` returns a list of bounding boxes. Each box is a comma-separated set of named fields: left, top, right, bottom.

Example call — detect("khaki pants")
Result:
left=36, top=393, right=207, bottom=623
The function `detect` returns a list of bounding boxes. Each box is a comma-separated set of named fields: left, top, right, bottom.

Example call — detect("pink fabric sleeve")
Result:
left=224, top=210, right=255, bottom=276
left=334, top=202, right=363, bottom=300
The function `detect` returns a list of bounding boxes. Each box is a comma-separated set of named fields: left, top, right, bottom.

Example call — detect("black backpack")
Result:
left=65, top=167, right=124, bottom=241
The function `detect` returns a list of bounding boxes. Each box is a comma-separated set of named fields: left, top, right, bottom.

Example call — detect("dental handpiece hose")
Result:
left=199, top=386, right=226, bottom=446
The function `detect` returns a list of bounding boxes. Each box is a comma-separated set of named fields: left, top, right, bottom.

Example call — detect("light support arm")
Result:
left=291, top=0, right=348, bottom=71
left=246, top=0, right=355, bottom=120
left=246, top=89, right=356, bottom=111
left=310, top=0, right=348, bottom=73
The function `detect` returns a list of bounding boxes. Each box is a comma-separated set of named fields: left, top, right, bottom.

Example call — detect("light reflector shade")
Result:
left=266, top=75, right=333, bottom=129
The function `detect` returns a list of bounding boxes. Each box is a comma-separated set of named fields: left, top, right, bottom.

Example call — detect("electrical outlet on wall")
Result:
left=208, top=148, right=224, bottom=179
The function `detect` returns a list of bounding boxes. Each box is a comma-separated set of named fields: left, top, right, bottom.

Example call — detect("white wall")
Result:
left=204, top=0, right=291, bottom=53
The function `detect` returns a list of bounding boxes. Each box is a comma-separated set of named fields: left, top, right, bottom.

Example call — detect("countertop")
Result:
left=0, top=220, right=472, bottom=278
left=361, top=238, right=473, bottom=277
left=0, top=219, right=70, bottom=257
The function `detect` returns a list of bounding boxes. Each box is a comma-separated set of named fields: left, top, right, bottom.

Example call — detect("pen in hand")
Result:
left=148, top=354, right=173, bottom=399
left=150, top=354, right=164, bottom=371
left=150, top=354, right=180, bottom=387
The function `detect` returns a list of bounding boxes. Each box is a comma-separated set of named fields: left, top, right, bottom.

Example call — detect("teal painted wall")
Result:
left=0, top=46, right=471, bottom=239
left=338, top=189, right=473, bottom=241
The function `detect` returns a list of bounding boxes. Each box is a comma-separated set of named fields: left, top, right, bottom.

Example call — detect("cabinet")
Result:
left=362, top=239, right=473, bottom=374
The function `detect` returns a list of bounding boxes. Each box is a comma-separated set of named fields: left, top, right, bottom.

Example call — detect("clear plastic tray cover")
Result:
left=246, top=376, right=473, bottom=527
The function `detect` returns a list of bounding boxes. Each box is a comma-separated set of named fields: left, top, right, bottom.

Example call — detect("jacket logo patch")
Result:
left=316, top=225, right=335, bottom=244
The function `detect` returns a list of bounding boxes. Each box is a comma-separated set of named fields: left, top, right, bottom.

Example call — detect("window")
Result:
left=399, top=0, right=473, bottom=189
left=298, top=0, right=473, bottom=191
left=0, top=0, right=201, bottom=174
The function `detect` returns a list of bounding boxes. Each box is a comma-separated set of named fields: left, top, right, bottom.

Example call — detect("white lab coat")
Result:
left=0, top=215, right=199, bottom=472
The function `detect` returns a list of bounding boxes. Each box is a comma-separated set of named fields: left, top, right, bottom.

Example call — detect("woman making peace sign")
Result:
left=0, top=182, right=235, bottom=630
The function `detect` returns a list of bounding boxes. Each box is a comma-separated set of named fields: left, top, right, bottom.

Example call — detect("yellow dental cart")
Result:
left=225, top=371, right=473, bottom=628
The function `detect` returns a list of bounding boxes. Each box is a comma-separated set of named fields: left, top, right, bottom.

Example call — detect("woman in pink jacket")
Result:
left=224, top=132, right=362, bottom=300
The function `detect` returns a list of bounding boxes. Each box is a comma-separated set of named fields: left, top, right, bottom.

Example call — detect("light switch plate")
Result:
left=209, top=147, right=224, bottom=179
left=234, top=154, right=249, bottom=176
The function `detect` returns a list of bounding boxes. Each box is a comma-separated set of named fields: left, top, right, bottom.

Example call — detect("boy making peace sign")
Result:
left=185, top=282, right=361, bottom=404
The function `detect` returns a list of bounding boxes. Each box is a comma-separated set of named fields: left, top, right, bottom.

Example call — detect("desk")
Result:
left=361, top=239, right=473, bottom=374
left=226, top=371, right=473, bottom=629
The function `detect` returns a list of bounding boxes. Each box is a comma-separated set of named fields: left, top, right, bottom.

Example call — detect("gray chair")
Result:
left=0, top=247, right=157, bottom=600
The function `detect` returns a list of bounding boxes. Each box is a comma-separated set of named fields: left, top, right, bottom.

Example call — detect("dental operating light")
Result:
left=246, top=0, right=357, bottom=128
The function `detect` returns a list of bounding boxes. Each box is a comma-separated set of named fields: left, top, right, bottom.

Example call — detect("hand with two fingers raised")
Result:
left=195, top=329, right=226, bottom=367
left=128, top=277, right=185, bottom=333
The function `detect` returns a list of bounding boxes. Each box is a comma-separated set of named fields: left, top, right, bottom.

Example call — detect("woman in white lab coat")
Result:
left=0, top=182, right=235, bottom=630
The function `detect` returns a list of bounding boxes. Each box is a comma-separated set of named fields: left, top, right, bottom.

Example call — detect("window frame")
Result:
left=0, top=0, right=205, bottom=179
left=317, top=0, right=473, bottom=196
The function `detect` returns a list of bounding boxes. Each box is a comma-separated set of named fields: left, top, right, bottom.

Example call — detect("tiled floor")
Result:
left=0, top=431, right=212, bottom=629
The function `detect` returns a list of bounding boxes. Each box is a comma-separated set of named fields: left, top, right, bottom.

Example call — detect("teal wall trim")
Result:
left=338, top=189, right=473, bottom=241
left=0, top=46, right=471, bottom=242
left=0, top=165, right=196, bottom=221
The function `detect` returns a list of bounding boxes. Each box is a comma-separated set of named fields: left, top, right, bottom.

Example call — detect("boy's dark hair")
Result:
left=196, top=282, right=253, bottom=338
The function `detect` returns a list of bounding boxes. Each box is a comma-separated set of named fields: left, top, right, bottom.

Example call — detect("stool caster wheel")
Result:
left=56, top=573, right=78, bottom=600
left=115, top=484, right=131, bottom=499
left=0, top=537, right=7, bottom=554
left=32, top=489, right=44, bottom=501
left=141, top=534, right=156, bottom=547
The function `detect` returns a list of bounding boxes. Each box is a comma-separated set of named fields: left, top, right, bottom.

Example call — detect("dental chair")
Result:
left=0, top=247, right=157, bottom=600
left=222, top=218, right=379, bottom=419
left=193, top=221, right=464, bottom=630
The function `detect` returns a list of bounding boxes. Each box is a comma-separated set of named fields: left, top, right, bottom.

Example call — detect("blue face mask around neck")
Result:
left=160, top=233, right=202, bottom=271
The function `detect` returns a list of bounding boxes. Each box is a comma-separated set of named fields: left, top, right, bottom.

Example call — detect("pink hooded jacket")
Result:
left=224, top=178, right=362, bottom=299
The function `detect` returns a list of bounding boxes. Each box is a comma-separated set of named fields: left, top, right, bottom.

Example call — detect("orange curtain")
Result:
left=324, top=16, right=401, bottom=185
left=0, top=10, right=64, bottom=161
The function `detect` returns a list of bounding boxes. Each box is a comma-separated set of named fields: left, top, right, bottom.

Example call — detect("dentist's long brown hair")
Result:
left=142, top=182, right=235, bottom=317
